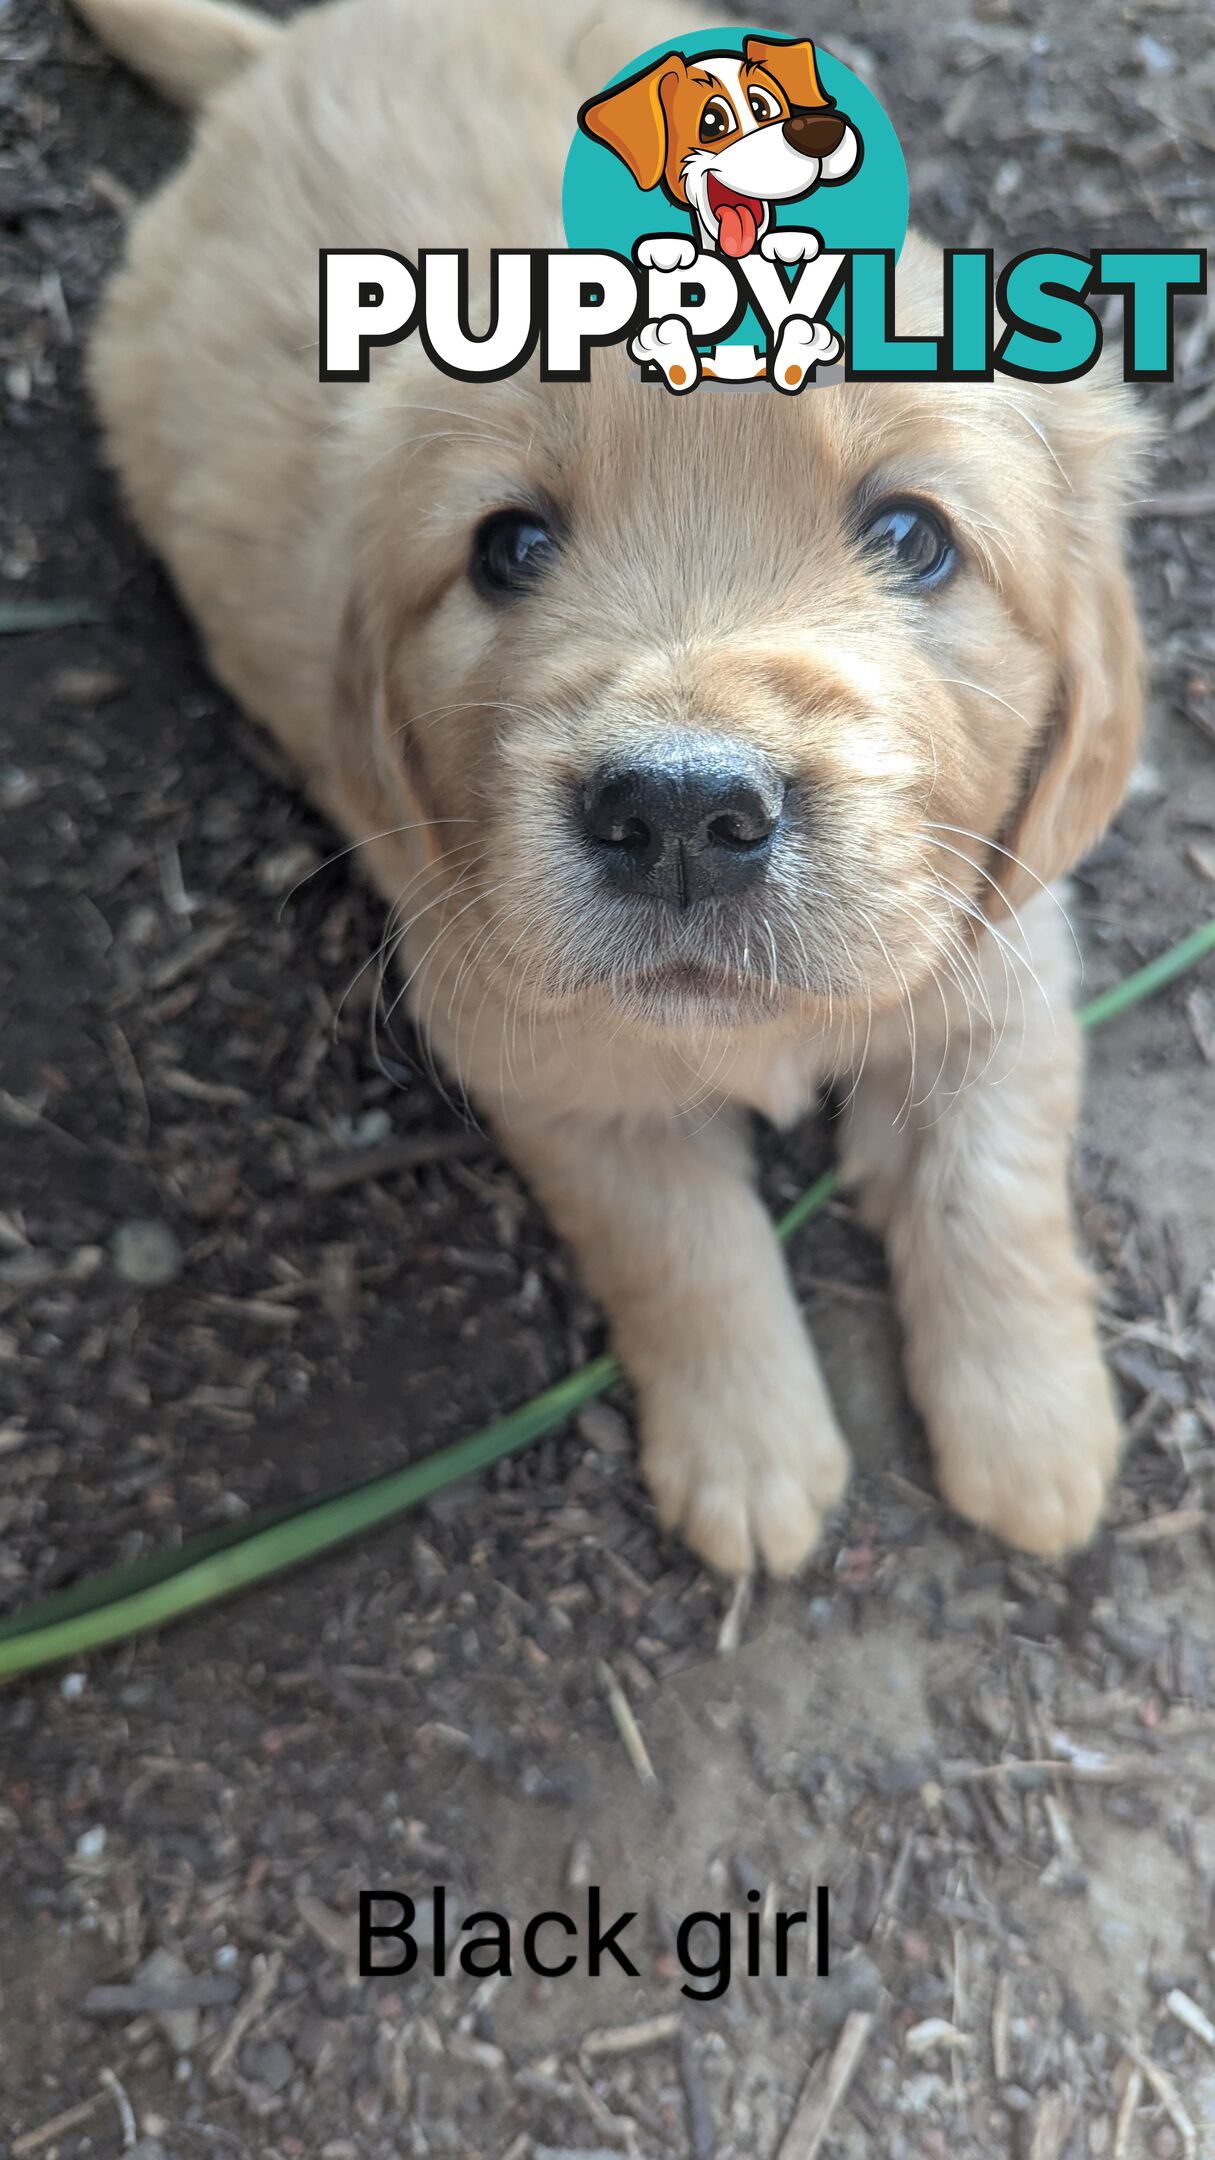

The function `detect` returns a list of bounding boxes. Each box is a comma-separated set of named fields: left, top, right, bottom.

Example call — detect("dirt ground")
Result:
left=2, top=0, right=1214, bottom=2155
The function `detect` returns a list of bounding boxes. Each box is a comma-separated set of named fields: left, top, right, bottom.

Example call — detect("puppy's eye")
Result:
left=858, top=500, right=956, bottom=588
left=748, top=88, right=779, bottom=122
left=472, top=509, right=558, bottom=599
left=699, top=97, right=735, bottom=142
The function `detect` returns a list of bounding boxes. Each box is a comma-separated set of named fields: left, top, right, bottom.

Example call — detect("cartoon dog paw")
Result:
left=635, top=234, right=699, bottom=274
left=760, top=228, right=823, bottom=266
left=770, top=315, right=840, bottom=392
left=629, top=316, right=701, bottom=393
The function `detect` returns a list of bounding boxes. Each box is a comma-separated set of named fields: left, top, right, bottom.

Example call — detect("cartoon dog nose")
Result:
left=581, top=739, right=786, bottom=907
left=782, top=110, right=848, bottom=159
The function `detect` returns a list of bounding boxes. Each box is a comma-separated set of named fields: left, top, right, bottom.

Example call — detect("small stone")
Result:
left=241, top=2037, right=295, bottom=2094
left=48, top=665, right=127, bottom=706
left=410, top=1536, right=446, bottom=1592
left=816, top=1949, right=883, bottom=2036
left=75, top=1825, right=106, bottom=1860
left=138, top=1946, right=200, bottom=2054
left=60, top=1670, right=87, bottom=1701
left=257, top=840, right=321, bottom=895
left=329, top=1107, right=393, bottom=1150
left=0, top=766, right=40, bottom=808
left=126, top=2142, right=168, bottom=2160
left=566, top=1837, right=593, bottom=1890
left=1096, top=1615, right=1165, bottom=1665
left=868, top=1753, right=931, bottom=1798
left=577, top=1403, right=630, bottom=1454
left=111, top=1220, right=183, bottom=1287
left=1137, top=32, right=1175, bottom=73
left=1126, top=760, right=1164, bottom=801
left=1011, top=1594, right=1063, bottom=1643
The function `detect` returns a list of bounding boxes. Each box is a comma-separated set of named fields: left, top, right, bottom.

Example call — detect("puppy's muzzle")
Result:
left=782, top=110, right=849, bottom=158
left=581, top=734, right=787, bottom=908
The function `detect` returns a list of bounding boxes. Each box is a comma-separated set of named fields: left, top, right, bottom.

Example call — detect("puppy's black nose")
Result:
left=581, top=738, right=786, bottom=906
left=782, top=109, right=848, bottom=159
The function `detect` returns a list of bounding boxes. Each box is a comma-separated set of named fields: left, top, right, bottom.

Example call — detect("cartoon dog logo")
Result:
left=579, top=34, right=862, bottom=387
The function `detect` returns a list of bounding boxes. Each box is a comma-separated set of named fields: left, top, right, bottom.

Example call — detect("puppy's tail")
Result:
left=72, top=0, right=279, bottom=108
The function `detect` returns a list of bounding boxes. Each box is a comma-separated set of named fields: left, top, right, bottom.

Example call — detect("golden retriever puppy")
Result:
left=74, top=0, right=1147, bottom=1575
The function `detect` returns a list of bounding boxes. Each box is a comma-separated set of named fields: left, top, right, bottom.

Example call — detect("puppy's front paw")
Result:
left=635, top=234, right=698, bottom=273
left=629, top=316, right=701, bottom=393
left=640, top=1354, right=850, bottom=1577
left=770, top=316, right=840, bottom=392
left=923, top=1342, right=1123, bottom=1559
left=759, top=227, right=822, bottom=265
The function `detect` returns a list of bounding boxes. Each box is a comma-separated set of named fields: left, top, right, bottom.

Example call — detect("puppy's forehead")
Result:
left=571, top=364, right=859, bottom=497
left=550, top=375, right=861, bottom=613
left=540, top=365, right=1068, bottom=625
left=693, top=56, right=746, bottom=97
left=456, top=349, right=1044, bottom=518
left=437, top=337, right=1060, bottom=579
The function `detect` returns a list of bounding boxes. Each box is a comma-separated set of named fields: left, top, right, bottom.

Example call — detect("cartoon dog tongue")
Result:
left=716, top=198, right=759, bottom=258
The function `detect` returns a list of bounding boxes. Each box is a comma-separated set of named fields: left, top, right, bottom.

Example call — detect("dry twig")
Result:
left=98, top=2067, right=137, bottom=2149
left=1122, top=2040, right=1197, bottom=2160
left=210, top=1950, right=283, bottom=2084
left=776, top=2009, right=874, bottom=2160
left=597, top=1659, right=658, bottom=1789
left=305, top=1130, right=483, bottom=1192
left=13, top=2094, right=105, bottom=2157
left=1112, top=2065, right=1143, bottom=2160
left=580, top=2013, right=682, bottom=2059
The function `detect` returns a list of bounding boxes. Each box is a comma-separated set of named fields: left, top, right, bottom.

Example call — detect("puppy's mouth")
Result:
left=601, top=949, right=789, bottom=1025
left=634, top=959, right=739, bottom=998
left=706, top=174, right=766, bottom=259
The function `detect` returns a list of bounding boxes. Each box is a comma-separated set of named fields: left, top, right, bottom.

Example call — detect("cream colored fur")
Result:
left=78, top=0, right=1148, bottom=1575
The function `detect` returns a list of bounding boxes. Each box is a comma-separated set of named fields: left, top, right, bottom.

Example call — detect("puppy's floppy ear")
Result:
left=578, top=54, right=685, bottom=191
left=996, top=376, right=1149, bottom=910
left=333, top=586, right=438, bottom=865
left=743, top=35, right=830, bottom=111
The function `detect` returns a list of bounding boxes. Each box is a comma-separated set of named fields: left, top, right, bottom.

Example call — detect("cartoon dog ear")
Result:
left=743, top=35, right=830, bottom=111
left=578, top=54, right=686, bottom=191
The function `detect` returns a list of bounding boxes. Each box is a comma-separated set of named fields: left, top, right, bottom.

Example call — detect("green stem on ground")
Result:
left=1, top=916, right=1212, bottom=1682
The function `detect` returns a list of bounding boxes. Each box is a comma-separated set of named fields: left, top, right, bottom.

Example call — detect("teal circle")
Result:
left=562, top=26, right=908, bottom=347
